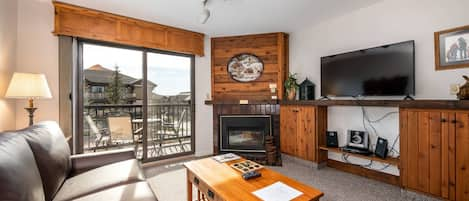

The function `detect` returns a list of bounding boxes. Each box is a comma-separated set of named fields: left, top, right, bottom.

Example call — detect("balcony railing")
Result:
left=83, top=103, right=192, bottom=157
left=85, top=92, right=137, bottom=100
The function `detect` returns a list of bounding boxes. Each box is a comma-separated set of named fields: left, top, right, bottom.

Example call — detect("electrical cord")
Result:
left=338, top=96, right=401, bottom=171
left=341, top=153, right=373, bottom=168
left=353, top=96, right=399, bottom=155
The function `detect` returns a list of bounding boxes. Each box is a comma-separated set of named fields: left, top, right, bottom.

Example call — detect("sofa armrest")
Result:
left=70, top=148, right=135, bottom=176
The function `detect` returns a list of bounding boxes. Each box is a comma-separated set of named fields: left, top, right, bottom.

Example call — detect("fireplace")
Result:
left=212, top=104, right=280, bottom=165
left=220, top=115, right=272, bottom=152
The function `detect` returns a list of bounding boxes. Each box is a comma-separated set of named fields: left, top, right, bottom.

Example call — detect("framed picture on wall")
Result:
left=435, top=25, right=469, bottom=71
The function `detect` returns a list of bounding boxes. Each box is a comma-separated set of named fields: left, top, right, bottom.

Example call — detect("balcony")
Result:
left=83, top=103, right=192, bottom=159
left=85, top=92, right=137, bottom=100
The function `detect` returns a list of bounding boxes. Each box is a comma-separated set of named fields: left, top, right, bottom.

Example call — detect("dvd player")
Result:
left=342, top=146, right=372, bottom=156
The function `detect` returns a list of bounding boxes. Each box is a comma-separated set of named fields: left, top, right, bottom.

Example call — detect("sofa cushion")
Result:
left=22, top=121, right=71, bottom=201
left=0, top=133, right=45, bottom=201
left=72, top=182, right=157, bottom=201
left=53, top=159, right=145, bottom=201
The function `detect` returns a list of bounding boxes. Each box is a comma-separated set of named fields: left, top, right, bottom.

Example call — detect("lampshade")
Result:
left=5, top=73, right=52, bottom=99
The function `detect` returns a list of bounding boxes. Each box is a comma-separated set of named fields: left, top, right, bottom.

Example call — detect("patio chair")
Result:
left=151, top=109, right=187, bottom=156
left=85, top=115, right=111, bottom=152
left=107, top=115, right=138, bottom=150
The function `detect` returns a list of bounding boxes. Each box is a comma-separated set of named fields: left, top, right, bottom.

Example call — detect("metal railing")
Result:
left=83, top=103, right=192, bottom=153
left=85, top=92, right=137, bottom=100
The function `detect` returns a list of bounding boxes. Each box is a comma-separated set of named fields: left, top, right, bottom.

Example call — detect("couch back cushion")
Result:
left=22, top=121, right=71, bottom=201
left=0, top=133, right=45, bottom=201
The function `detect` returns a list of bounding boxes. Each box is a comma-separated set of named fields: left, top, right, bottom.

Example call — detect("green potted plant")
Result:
left=284, top=73, right=299, bottom=100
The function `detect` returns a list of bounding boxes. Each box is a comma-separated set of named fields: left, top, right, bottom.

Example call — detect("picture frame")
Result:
left=227, top=53, right=264, bottom=82
left=435, top=25, right=469, bottom=71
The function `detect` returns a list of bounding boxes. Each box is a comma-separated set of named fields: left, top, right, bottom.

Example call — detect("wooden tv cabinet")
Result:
left=279, top=99, right=469, bottom=201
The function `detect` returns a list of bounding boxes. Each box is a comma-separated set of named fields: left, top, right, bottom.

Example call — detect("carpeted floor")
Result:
left=144, top=157, right=440, bottom=201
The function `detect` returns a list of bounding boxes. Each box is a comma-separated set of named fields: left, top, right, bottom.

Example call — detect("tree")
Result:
left=106, top=65, right=125, bottom=104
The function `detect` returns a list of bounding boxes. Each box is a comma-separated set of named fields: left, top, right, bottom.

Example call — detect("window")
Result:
left=90, top=86, right=105, bottom=93
left=77, top=41, right=194, bottom=162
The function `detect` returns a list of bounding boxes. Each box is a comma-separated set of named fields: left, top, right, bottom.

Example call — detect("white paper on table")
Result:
left=252, top=181, right=303, bottom=201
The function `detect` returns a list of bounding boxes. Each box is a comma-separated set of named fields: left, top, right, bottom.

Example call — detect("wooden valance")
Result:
left=53, top=1, right=204, bottom=56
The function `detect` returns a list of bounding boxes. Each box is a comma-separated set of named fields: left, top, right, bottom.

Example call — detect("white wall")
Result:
left=0, top=0, right=18, bottom=132
left=15, top=0, right=59, bottom=129
left=289, top=0, right=469, bottom=175
left=292, top=0, right=469, bottom=99
left=195, top=37, right=213, bottom=156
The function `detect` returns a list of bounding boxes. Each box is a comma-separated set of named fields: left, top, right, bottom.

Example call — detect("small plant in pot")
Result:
left=284, top=73, right=299, bottom=100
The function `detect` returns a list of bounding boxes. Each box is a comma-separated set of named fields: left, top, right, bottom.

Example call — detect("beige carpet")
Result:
left=147, top=168, right=188, bottom=201
left=145, top=158, right=440, bottom=201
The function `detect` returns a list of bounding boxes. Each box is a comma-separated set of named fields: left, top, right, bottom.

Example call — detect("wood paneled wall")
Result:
left=53, top=1, right=204, bottom=56
left=211, top=33, right=289, bottom=101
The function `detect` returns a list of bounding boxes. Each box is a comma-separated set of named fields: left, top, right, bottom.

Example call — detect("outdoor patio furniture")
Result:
left=85, top=115, right=111, bottom=152
left=151, top=110, right=187, bottom=156
left=82, top=104, right=192, bottom=159
left=131, top=118, right=162, bottom=142
left=107, top=115, right=141, bottom=153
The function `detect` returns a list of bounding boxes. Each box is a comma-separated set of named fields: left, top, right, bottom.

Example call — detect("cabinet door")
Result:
left=280, top=106, right=298, bottom=155
left=442, top=112, right=456, bottom=200
left=401, top=110, right=449, bottom=197
left=297, top=106, right=316, bottom=161
left=455, top=112, right=469, bottom=201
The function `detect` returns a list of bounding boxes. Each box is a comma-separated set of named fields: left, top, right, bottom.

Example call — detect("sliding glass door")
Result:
left=145, top=52, right=194, bottom=159
left=77, top=40, right=194, bottom=161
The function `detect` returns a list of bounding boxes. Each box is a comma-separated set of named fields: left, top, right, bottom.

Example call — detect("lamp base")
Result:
left=25, top=107, right=37, bottom=126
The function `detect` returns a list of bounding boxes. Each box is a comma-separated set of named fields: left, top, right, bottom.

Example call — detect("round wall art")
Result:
left=227, top=53, right=264, bottom=82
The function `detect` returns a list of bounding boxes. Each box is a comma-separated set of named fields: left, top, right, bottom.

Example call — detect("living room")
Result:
left=1, top=0, right=469, bottom=201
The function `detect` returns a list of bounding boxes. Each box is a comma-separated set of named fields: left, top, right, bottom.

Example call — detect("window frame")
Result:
left=75, top=38, right=196, bottom=162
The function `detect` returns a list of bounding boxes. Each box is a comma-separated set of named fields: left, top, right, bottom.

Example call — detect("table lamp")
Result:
left=5, top=72, right=52, bottom=126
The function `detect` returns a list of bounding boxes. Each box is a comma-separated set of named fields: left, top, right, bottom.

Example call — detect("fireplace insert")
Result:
left=219, top=115, right=272, bottom=152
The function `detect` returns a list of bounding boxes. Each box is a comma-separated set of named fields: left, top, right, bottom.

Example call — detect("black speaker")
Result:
left=326, top=131, right=338, bottom=148
left=375, top=137, right=388, bottom=159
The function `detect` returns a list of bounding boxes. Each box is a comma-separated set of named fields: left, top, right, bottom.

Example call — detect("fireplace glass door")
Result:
left=228, top=128, right=265, bottom=150
left=220, top=115, right=271, bottom=152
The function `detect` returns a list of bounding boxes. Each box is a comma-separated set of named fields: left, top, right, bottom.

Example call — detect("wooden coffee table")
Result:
left=184, top=157, right=323, bottom=201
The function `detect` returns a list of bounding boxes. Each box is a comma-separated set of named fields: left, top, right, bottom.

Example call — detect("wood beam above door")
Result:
left=53, top=1, right=205, bottom=56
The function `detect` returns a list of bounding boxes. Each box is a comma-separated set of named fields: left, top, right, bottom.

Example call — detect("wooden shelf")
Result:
left=205, top=100, right=279, bottom=105
left=281, top=99, right=469, bottom=109
left=205, top=99, right=469, bottom=109
left=319, top=146, right=400, bottom=166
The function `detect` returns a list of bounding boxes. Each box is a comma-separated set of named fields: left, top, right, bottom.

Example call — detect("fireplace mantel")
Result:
left=205, top=100, right=279, bottom=105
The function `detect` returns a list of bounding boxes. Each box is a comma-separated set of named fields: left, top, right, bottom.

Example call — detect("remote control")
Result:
left=242, top=171, right=261, bottom=180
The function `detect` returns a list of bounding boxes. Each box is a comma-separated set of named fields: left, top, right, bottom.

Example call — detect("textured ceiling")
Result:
left=58, top=0, right=382, bottom=36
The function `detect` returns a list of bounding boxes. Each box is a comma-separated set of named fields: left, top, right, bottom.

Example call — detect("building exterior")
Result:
left=84, top=64, right=157, bottom=105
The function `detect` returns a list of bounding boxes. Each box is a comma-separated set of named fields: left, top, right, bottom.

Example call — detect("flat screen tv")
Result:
left=321, top=40, right=415, bottom=97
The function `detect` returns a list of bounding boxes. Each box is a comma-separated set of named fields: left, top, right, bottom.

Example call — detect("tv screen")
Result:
left=321, top=41, right=415, bottom=97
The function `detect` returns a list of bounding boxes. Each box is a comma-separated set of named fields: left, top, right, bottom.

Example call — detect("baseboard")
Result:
left=400, top=188, right=443, bottom=201
left=281, top=153, right=320, bottom=169
left=326, top=159, right=400, bottom=186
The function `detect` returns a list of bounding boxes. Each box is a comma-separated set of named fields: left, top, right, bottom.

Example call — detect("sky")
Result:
left=82, top=43, right=191, bottom=96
